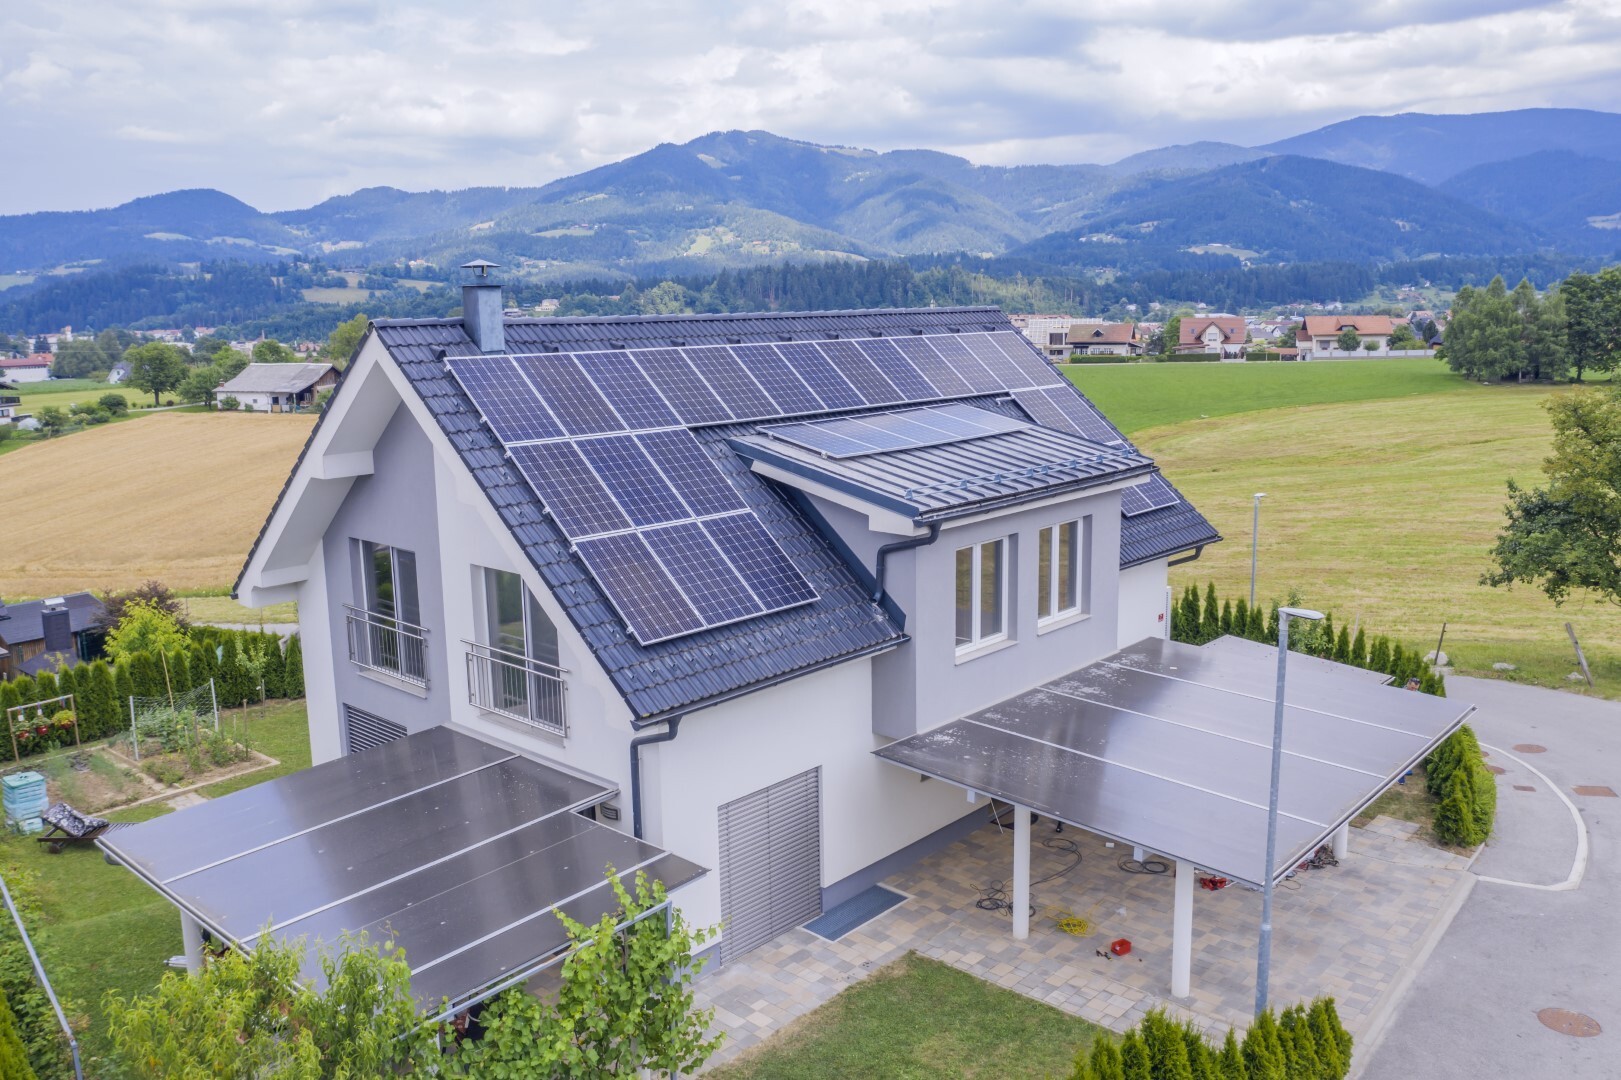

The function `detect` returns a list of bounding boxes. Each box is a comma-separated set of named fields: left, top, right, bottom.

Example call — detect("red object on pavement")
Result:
left=1110, top=938, right=1132, bottom=957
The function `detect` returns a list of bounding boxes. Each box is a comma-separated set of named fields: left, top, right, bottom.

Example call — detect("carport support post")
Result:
left=1011, top=805, right=1031, bottom=940
left=179, top=912, right=204, bottom=975
left=1172, top=860, right=1194, bottom=998
left=1331, top=822, right=1350, bottom=861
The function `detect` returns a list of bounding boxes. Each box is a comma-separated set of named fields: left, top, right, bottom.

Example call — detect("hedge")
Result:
left=1070, top=998, right=1351, bottom=1079
left=0, top=626, right=302, bottom=762
left=1154, top=352, right=1223, bottom=363
left=1425, top=724, right=1496, bottom=846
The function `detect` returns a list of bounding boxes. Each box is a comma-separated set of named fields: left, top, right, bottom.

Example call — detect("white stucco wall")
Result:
left=1117, top=558, right=1171, bottom=647
left=640, top=657, right=972, bottom=938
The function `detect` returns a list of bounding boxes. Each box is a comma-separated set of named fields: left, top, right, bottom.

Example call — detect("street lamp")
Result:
left=1250, top=494, right=1266, bottom=607
left=1255, top=604, right=1323, bottom=1017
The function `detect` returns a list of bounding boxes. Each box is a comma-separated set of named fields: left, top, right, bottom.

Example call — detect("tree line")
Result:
left=1443, top=266, right=1621, bottom=382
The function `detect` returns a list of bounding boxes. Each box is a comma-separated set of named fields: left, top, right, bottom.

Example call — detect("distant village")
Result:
left=1009, top=308, right=1446, bottom=362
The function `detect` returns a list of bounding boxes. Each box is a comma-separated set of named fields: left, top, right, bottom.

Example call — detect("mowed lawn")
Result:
left=1, top=411, right=314, bottom=598
left=708, top=952, right=1105, bottom=1080
left=1067, top=357, right=1479, bottom=434
left=8, top=380, right=154, bottom=413
left=1135, top=383, right=1621, bottom=688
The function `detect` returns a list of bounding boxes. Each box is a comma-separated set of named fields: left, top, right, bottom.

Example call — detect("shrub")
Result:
left=219, top=395, right=240, bottom=411
left=97, top=393, right=129, bottom=415
left=0, top=987, right=38, bottom=1080
left=1155, top=352, right=1223, bottom=362
left=0, top=861, right=72, bottom=1077
left=282, top=635, right=304, bottom=697
left=144, top=759, right=186, bottom=786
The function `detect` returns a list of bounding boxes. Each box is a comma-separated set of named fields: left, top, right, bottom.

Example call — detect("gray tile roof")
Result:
left=217, top=362, right=334, bottom=395
left=241, top=305, right=1218, bottom=724
left=0, top=592, right=103, bottom=647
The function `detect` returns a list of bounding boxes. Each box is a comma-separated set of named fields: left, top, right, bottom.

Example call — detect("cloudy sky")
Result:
left=3, top=0, right=1619, bottom=214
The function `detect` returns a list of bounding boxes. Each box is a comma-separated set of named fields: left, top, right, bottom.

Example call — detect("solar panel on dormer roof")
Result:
left=762, top=403, right=1027, bottom=459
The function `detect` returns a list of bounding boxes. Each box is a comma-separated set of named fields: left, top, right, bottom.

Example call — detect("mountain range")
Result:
left=2, top=108, right=1618, bottom=278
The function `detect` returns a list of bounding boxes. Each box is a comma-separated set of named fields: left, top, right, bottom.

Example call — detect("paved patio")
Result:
left=695, top=813, right=1470, bottom=1071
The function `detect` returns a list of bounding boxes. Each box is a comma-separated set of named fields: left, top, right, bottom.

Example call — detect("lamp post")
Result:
left=1250, top=493, right=1266, bottom=607
left=1255, top=604, right=1323, bottom=1017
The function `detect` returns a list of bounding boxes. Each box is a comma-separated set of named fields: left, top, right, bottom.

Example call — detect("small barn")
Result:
left=215, top=362, right=338, bottom=412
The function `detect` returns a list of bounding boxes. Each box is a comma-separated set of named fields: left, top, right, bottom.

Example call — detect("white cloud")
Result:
left=0, top=0, right=1617, bottom=213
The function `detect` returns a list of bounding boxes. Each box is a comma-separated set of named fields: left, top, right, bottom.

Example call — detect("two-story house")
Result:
left=1066, top=322, right=1142, bottom=356
left=1298, top=315, right=1398, bottom=358
left=1176, top=316, right=1246, bottom=358
left=229, top=287, right=1220, bottom=963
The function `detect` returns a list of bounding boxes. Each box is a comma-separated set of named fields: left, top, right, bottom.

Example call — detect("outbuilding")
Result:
left=214, top=362, right=337, bottom=412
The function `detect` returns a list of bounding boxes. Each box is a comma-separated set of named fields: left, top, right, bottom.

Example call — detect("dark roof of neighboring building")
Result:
left=243, top=306, right=1218, bottom=723
left=18, top=650, right=79, bottom=677
left=0, top=592, right=103, bottom=647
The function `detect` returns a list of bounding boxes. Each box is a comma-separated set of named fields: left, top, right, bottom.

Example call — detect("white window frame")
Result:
left=1037, top=519, right=1087, bottom=625
left=955, top=537, right=1009, bottom=655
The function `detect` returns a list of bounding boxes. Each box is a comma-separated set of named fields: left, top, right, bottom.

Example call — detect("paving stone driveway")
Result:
left=696, top=814, right=1469, bottom=1071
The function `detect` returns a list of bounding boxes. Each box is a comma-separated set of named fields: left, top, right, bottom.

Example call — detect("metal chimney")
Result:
left=460, top=259, right=505, bottom=354
left=40, top=599, right=72, bottom=655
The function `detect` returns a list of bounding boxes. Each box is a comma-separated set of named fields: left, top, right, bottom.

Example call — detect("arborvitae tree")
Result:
left=1265, top=603, right=1280, bottom=643
left=168, top=650, right=192, bottom=695
left=129, top=652, right=164, bottom=700
left=1177, top=585, right=1201, bottom=643
left=1247, top=603, right=1266, bottom=641
left=1199, top=583, right=1220, bottom=644
left=1121, top=1029, right=1153, bottom=1080
left=53, top=665, right=79, bottom=712
left=1280, top=1005, right=1323, bottom=1078
left=1309, top=998, right=1352, bottom=1078
left=1069, top=1051, right=1098, bottom=1080
left=0, top=987, right=39, bottom=1080
left=218, top=635, right=247, bottom=706
left=0, top=680, right=20, bottom=726
left=30, top=672, right=59, bottom=712
left=1215, top=1029, right=1246, bottom=1080
left=1387, top=643, right=1406, bottom=677
left=1233, top=598, right=1249, bottom=640
left=190, top=641, right=218, bottom=695
left=1368, top=636, right=1389, bottom=673
left=114, top=660, right=136, bottom=718
left=1351, top=628, right=1368, bottom=669
left=1219, top=599, right=1234, bottom=637
left=261, top=634, right=288, bottom=698
left=1140, top=1010, right=1194, bottom=1080
left=1433, top=786, right=1479, bottom=846
left=1090, top=1037, right=1127, bottom=1080
left=84, top=661, right=119, bottom=737
left=1242, top=1010, right=1288, bottom=1080
left=282, top=636, right=305, bottom=698
left=1181, top=1021, right=1216, bottom=1080
left=1332, top=625, right=1351, bottom=664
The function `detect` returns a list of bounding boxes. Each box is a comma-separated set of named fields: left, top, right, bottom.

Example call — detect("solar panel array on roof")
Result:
left=762, top=403, right=1027, bottom=459
left=1010, top=385, right=1128, bottom=447
left=1120, top=474, right=1181, bottom=516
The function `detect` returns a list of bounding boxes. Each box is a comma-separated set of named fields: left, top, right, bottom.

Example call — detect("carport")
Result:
left=875, top=636, right=1471, bottom=999
left=99, top=727, right=705, bottom=1015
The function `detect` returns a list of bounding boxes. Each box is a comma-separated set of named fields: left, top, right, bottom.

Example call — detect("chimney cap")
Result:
left=460, top=259, right=501, bottom=279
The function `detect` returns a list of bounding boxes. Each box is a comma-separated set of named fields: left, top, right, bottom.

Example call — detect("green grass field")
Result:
left=709, top=952, right=1105, bottom=1079
left=8, top=380, right=153, bottom=412
left=0, top=700, right=311, bottom=1072
left=1067, top=357, right=1479, bottom=434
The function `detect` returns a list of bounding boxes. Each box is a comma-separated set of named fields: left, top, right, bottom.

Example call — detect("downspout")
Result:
left=629, top=716, right=682, bottom=840
left=872, top=522, right=941, bottom=603
left=1167, top=545, right=1206, bottom=567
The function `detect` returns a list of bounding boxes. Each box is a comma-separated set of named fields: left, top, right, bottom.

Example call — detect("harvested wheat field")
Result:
left=0, top=412, right=315, bottom=599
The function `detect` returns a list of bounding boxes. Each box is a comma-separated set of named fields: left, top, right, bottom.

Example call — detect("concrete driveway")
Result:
left=1360, top=676, right=1616, bottom=1078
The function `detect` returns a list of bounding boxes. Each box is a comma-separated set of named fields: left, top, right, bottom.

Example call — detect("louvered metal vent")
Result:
left=716, top=767, right=822, bottom=964
left=344, top=705, right=406, bottom=754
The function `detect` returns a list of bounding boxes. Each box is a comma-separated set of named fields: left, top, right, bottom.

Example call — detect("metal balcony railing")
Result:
left=344, top=604, right=428, bottom=687
left=464, top=640, right=568, bottom=737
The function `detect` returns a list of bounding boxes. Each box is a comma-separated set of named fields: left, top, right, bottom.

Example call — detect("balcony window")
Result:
left=346, top=541, right=427, bottom=685
left=467, top=568, right=567, bottom=736
left=955, top=538, right=1007, bottom=652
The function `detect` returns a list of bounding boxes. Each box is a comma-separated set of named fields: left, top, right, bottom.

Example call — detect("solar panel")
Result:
left=817, top=339, right=903, bottom=403
left=642, top=520, right=764, bottom=625
left=573, top=351, right=680, bottom=430
left=853, top=339, right=938, bottom=400
left=924, top=334, right=1003, bottom=393
left=633, top=429, right=747, bottom=516
left=988, top=331, right=1066, bottom=387
left=890, top=337, right=973, bottom=397
left=961, top=333, right=1037, bottom=389
left=512, top=354, right=624, bottom=436
left=773, top=342, right=865, bottom=410
left=1120, top=474, right=1181, bottom=517
left=729, top=344, right=824, bottom=416
left=573, top=533, right=704, bottom=644
left=1011, top=386, right=1128, bottom=446
left=577, top=436, right=689, bottom=527
left=681, top=346, right=779, bottom=420
left=764, top=403, right=1027, bottom=459
left=702, top=513, right=818, bottom=611
left=632, top=348, right=734, bottom=425
left=446, top=356, right=564, bottom=444
left=507, top=442, right=631, bottom=538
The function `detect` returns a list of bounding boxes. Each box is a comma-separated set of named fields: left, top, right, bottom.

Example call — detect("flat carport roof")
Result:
left=876, top=636, right=1470, bottom=888
left=874, top=635, right=1470, bottom=1000
left=99, top=727, right=705, bottom=1012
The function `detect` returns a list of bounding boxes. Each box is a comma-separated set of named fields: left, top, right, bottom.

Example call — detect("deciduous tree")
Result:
left=1335, top=326, right=1361, bottom=352
left=125, top=342, right=189, bottom=405
left=320, top=313, right=368, bottom=368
